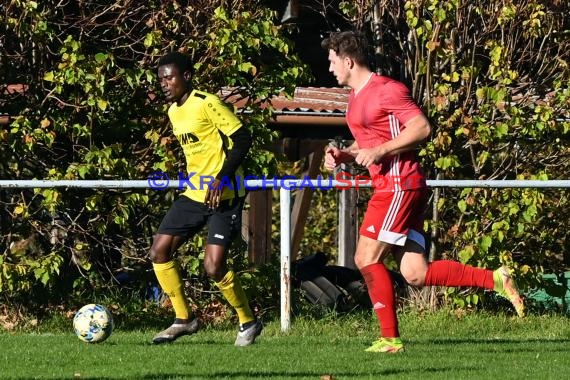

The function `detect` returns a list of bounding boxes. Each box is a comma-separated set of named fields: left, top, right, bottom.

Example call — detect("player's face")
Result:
left=327, top=50, right=350, bottom=86
left=157, top=64, right=190, bottom=105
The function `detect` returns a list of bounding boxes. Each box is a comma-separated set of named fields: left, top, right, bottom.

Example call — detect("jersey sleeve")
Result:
left=203, top=94, right=242, bottom=136
left=383, top=81, right=423, bottom=126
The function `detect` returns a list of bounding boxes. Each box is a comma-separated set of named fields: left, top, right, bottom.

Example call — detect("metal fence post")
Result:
left=279, top=186, right=292, bottom=332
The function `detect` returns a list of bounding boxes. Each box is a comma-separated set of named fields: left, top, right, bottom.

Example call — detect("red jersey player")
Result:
left=322, top=31, right=524, bottom=353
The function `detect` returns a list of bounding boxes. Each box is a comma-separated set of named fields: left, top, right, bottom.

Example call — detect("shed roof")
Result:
left=219, top=86, right=349, bottom=114
left=263, top=87, right=348, bottom=115
left=221, top=86, right=349, bottom=130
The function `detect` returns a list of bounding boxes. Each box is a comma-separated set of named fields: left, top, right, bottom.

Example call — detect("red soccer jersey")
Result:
left=346, top=74, right=426, bottom=191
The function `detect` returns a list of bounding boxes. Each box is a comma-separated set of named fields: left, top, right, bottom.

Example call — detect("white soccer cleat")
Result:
left=234, top=319, right=263, bottom=346
left=152, top=317, right=201, bottom=344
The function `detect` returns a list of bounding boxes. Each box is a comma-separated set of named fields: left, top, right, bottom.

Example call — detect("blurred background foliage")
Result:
left=0, top=0, right=310, bottom=322
left=281, top=0, right=570, bottom=312
left=1, top=0, right=569, bottom=326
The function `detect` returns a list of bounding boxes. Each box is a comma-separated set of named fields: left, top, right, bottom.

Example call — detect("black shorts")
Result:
left=157, top=195, right=245, bottom=248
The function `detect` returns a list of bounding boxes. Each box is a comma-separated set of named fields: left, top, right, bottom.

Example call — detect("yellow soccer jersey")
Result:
left=167, top=89, right=246, bottom=202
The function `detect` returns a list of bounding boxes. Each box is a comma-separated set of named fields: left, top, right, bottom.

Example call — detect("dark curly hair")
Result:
left=321, top=31, right=369, bottom=67
left=157, top=51, right=193, bottom=77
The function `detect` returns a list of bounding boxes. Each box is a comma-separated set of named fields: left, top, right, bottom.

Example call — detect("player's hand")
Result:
left=205, top=179, right=223, bottom=209
left=324, top=146, right=343, bottom=171
left=354, top=147, right=383, bottom=168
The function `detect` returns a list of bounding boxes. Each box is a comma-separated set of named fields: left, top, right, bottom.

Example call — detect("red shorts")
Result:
left=359, top=189, right=427, bottom=248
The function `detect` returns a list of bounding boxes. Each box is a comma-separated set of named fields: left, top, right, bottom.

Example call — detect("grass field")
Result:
left=1, top=310, right=569, bottom=380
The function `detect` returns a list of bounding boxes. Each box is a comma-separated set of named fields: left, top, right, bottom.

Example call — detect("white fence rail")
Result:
left=2, top=179, right=570, bottom=332
left=3, top=179, right=570, bottom=188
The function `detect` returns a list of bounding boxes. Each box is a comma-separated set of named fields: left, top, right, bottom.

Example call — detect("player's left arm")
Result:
left=204, top=96, right=252, bottom=208
left=216, top=127, right=252, bottom=181
left=376, top=114, right=431, bottom=156
left=205, top=127, right=251, bottom=208
left=354, top=115, right=431, bottom=168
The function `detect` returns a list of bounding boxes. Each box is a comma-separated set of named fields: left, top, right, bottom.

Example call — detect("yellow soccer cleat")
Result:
left=493, top=266, right=525, bottom=317
left=365, top=337, right=404, bottom=353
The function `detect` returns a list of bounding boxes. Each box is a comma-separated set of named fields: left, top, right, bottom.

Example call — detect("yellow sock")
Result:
left=153, top=261, right=191, bottom=320
left=216, top=270, right=254, bottom=325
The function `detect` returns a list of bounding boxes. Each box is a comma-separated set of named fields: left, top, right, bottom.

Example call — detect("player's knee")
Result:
left=401, top=267, right=426, bottom=287
left=149, top=246, right=168, bottom=263
left=203, top=259, right=223, bottom=281
left=203, top=260, right=215, bottom=277
left=353, top=254, right=367, bottom=270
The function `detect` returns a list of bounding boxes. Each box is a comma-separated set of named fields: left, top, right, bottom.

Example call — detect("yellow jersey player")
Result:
left=151, top=51, right=262, bottom=346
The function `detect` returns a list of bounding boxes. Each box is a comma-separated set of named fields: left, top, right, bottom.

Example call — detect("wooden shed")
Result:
left=242, top=87, right=358, bottom=268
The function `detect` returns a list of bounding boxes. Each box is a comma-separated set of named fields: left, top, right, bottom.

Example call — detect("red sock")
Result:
left=360, top=263, right=399, bottom=338
left=424, top=260, right=494, bottom=289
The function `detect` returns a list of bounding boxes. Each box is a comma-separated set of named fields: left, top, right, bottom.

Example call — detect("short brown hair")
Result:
left=321, top=31, right=369, bottom=67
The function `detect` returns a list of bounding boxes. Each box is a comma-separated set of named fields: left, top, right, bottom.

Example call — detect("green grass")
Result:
left=1, top=310, right=569, bottom=380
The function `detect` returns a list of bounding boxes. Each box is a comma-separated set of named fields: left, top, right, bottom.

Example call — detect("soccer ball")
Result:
left=73, top=304, right=113, bottom=343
